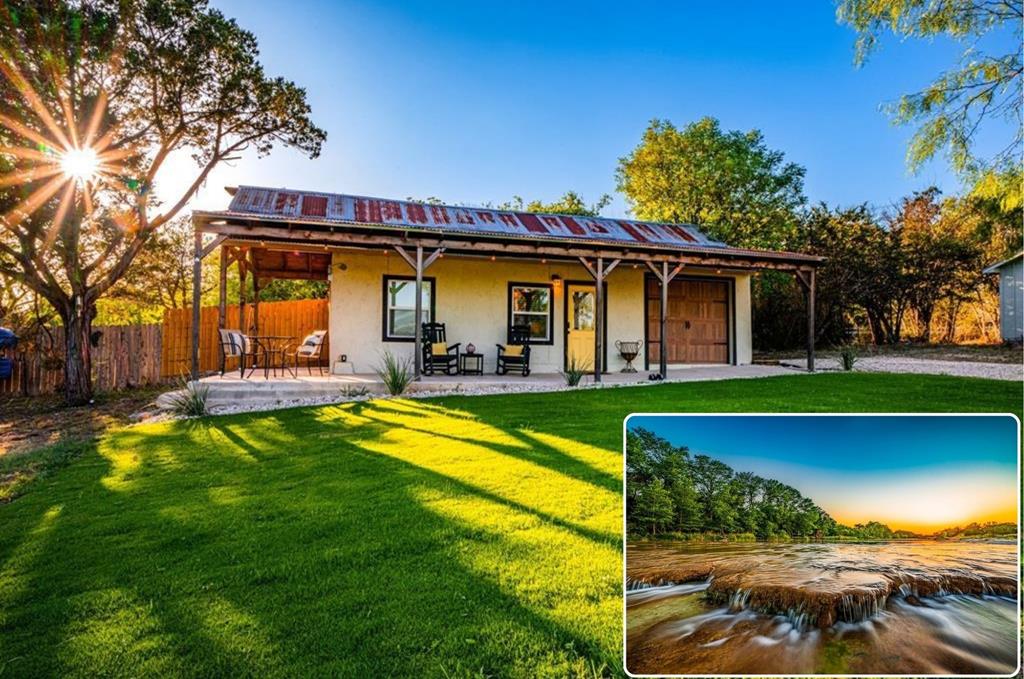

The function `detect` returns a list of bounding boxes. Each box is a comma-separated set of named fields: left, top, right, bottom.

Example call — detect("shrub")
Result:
left=559, top=356, right=591, bottom=387
left=839, top=345, right=858, bottom=371
left=340, top=385, right=370, bottom=399
left=166, top=378, right=209, bottom=417
left=375, top=351, right=414, bottom=395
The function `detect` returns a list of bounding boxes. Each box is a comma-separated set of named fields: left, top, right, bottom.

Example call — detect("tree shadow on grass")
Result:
left=0, top=404, right=624, bottom=677
left=335, top=400, right=623, bottom=495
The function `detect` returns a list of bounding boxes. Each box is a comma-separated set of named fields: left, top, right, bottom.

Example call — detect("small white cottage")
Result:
left=190, top=186, right=824, bottom=380
left=984, top=251, right=1024, bottom=343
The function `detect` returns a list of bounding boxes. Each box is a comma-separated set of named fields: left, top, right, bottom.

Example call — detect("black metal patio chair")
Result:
left=422, top=322, right=460, bottom=375
left=218, top=328, right=258, bottom=378
left=496, top=325, right=532, bottom=377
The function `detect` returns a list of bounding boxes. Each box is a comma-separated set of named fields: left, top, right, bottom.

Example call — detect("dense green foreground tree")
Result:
left=626, top=428, right=834, bottom=539
left=0, top=0, right=325, bottom=404
left=838, top=0, right=1023, bottom=211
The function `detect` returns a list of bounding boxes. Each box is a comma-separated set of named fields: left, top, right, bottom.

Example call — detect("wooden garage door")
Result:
left=646, top=277, right=729, bottom=364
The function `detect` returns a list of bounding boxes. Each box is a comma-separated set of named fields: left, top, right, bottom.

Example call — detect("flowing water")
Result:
left=626, top=540, right=1019, bottom=675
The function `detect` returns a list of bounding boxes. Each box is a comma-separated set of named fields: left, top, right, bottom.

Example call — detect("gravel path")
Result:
left=781, top=356, right=1023, bottom=381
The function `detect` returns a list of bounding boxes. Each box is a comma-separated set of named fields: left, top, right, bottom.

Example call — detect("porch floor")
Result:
left=162, top=364, right=804, bottom=411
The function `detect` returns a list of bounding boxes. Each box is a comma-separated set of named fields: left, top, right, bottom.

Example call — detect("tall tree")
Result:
left=838, top=0, right=1023, bottom=210
left=0, top=0, right=326, bottom=404
left=892, top=188, right=983, bottom=341
left=616, top=117, right=806, bottom=249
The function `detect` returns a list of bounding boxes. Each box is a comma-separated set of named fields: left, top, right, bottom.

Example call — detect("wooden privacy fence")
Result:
left=1, top=324, right=163, bottom=397
left=161, top=298, right=330, bottom=377
left=1, top=298, right=329, bottom=397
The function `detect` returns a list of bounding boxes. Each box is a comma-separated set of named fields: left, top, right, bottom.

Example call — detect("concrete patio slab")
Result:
left=156, top=364, right=805, bottom=412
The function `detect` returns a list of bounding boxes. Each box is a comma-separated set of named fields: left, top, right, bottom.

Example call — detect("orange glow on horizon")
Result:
left=820, top=470, right=1018, bottom=534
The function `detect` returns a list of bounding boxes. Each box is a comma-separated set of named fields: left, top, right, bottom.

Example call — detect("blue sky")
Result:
left=627, top=415, right=1019, bottom=531
left=158, top=1, right=1018, bottom=219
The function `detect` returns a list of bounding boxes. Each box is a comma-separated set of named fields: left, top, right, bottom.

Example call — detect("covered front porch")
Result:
left=187, top=186, right=825, bottom=388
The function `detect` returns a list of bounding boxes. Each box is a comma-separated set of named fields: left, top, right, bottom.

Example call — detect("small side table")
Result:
left=460, top=353, right=484, bottom=375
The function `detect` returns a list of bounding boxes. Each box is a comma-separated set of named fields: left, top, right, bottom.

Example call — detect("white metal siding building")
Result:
left=984, top=251, right=1024, bottom=342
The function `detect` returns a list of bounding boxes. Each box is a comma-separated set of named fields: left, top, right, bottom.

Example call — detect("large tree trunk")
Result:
left=61, top=299, right=95, bottom=406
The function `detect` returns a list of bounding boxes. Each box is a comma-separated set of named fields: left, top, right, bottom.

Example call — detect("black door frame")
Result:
left=562, top=279, right=608, bottom=372
left=642, top=274, right=735, bottom=369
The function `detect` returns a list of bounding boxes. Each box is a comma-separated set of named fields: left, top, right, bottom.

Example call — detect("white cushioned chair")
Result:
left=219, top=328, right=256, bottom=378
left=294, top=330, right=328, bottom=375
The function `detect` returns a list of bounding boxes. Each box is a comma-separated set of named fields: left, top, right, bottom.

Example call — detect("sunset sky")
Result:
left=628, top=415, right=1020, bottom=533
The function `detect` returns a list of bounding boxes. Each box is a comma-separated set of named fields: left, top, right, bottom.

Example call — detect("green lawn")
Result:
left=0, top=373, right=1020, bottom=678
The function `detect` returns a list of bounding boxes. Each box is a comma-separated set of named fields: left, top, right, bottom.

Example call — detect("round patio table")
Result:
left=246, top=335, right=297, bottom=379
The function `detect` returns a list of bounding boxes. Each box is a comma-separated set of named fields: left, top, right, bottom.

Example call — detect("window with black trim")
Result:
left=508, top=283, right=553, bottom=343
left=383, top=275, right=434, bottom=341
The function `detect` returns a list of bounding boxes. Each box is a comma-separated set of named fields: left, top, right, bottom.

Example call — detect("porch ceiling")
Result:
left=250, top=247, right=330, bottom=281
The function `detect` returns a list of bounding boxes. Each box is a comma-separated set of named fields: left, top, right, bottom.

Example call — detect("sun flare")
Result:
left=60, top=147, right=99, bottom=184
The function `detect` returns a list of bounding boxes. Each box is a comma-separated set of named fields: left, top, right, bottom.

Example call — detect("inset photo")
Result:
left=624, top=414, right=1021, bottom=677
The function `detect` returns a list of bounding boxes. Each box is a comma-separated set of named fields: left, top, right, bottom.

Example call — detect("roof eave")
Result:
left=192, top=209, right=825, bottom=266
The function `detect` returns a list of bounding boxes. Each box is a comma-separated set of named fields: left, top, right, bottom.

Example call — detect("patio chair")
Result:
left=422, top=322, right=460, bottom=376
left=294, top=330, right=328, bottom=375
left=496, top=325, right=532, bottom=377
left=218, top=328, right=257, bottom=378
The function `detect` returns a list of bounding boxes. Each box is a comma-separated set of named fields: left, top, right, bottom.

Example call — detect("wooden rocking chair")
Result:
left=496, top=325, right=532, bottom=376
left=421, top=322, right=460, bottom=376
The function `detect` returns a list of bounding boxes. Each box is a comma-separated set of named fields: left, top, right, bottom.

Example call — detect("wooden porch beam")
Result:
left=200, top=234, right=227, bottom=259
left=577, top=256, right=597, bottom=279
left=202, top=223, right=819, bottom=272
left=422, top=246, right=445, bottom=270
left=392, top=245, right=417, bottom=270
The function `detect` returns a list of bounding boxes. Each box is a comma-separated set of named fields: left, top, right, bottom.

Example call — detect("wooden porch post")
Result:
left=218, top=247, right=228, bottom=374
left=218, top=247, right=228, bottom=330
left=247, top=250, right=261, bottom=335
left=594, top=257, right=603, bottom=383
left=806, top=268, right=816, bottom=372
left=645, top=261, right=684, bottom=378
left=579, top=256, right=620, bottom=383
left=238, top=253, right=248, bottom=335
left=795, top=268, right=816, bottom=372
left=393, top=245, right=444, bottom=381
left=190, top=228, right=203, bottom=381
left=414, top=245, right=424, bottom=380
left=659, top=262, right=669, bottom=378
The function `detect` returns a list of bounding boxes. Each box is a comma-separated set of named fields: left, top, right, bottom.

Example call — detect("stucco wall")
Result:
left=328, top=250, right=752, bottom=373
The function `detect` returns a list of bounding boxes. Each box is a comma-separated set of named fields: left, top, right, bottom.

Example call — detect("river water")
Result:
left=626, top=540, right=1019, bottom=675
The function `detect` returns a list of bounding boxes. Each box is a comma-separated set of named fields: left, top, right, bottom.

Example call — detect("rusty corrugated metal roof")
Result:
left=224, top=185, right=725, bottom=247
left=203, top=185, right=822, bottom=263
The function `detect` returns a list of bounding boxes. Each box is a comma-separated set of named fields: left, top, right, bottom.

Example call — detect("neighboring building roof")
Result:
left=198, top=185, right=822, bottom=264
left=983, top=250, right=1023, bottom=274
